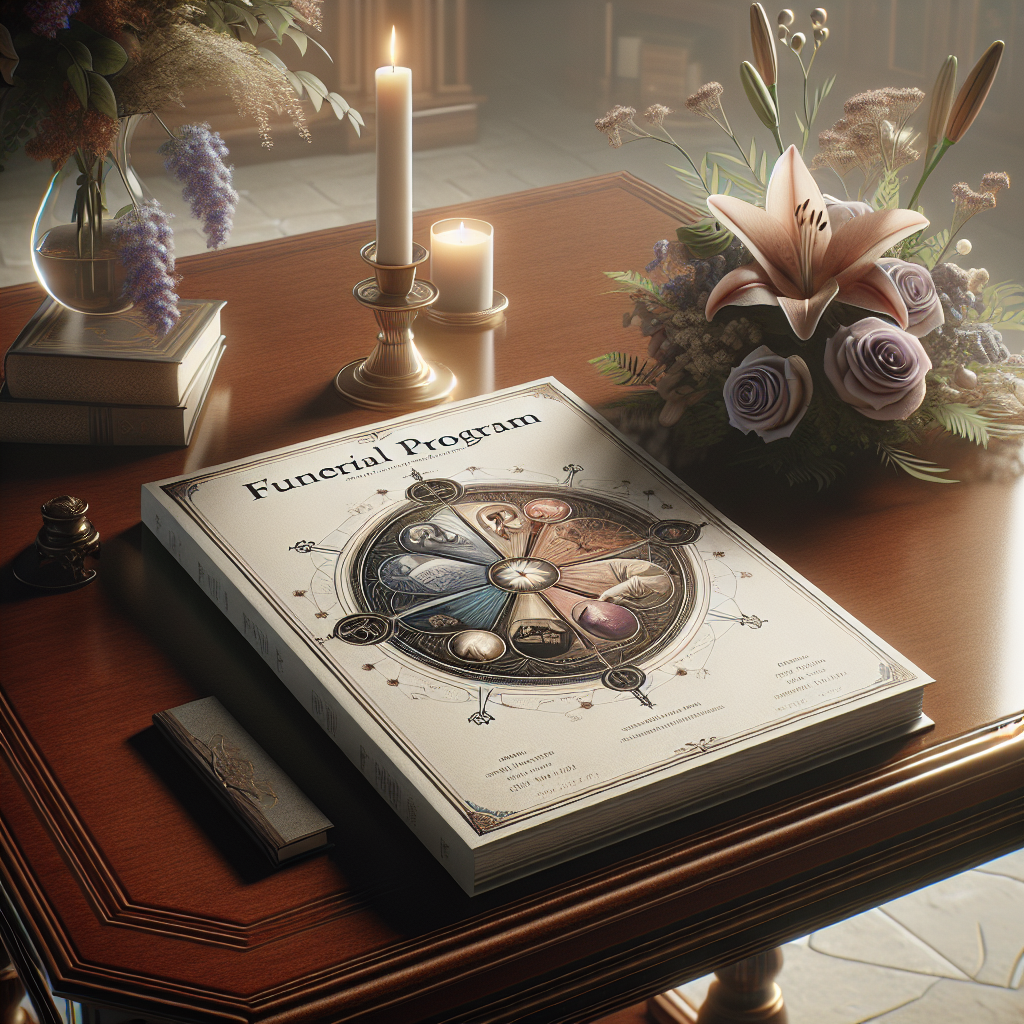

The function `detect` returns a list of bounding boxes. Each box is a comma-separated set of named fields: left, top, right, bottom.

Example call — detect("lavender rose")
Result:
left=824, top=317, right=932, bottom=421
left=723, top=345, right=813, bottom=442
left=878, top=258, right=944, bottom=337
left=823, top=194, right=874, bottom=229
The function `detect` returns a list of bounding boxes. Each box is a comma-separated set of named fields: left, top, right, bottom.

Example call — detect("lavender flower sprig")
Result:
left=112, top=200, right=180, bottom=335
left=24, top=0, right=81, bottom=38
left=160, top=123, right=238, bottom=249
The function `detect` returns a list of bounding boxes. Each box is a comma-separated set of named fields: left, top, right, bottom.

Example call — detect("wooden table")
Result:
left=1, top=174, right=1022, bottom=1024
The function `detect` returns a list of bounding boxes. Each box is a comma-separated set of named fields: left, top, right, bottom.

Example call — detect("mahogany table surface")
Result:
left=1, top=173, right=1021, bottom=1024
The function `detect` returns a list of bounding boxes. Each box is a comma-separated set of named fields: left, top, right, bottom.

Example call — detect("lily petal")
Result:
left=777, top=277, right=840, bottom=340
left=765, top=145, right=832, bottom=274
left=836, top=263, right=910, bottom=328
left=822, top=208, right=929, bottom=287
left=707, top=194, right=802, bottom=297
left=706, top=263, right=781, bottom=321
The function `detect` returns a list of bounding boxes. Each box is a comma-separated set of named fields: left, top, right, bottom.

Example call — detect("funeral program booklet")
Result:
left=142, top=378, right=932, bottom=893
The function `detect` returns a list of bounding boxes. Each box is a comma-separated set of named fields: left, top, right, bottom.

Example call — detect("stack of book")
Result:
left=1, top=298, right=225, bottom=446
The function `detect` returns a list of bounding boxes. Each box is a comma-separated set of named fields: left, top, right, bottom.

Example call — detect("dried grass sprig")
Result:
left=115, top=20, right=308, bottom=146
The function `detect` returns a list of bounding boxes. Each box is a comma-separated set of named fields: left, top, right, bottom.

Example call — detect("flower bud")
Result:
left=926, top=55, right=957, bottom=155
left=740, top=60, right=779, bottom=131
left=777, top=9, right=795, bottom=25
left=946, top=40, right=1004, bottom=144
left=810, top=7, right=827, bottom=25
left=750, top=3, right=778, bottom=86
left=777, top=24, right=790, bottom=42
left=790, top=31, right=806, bottom=52
left=813, top=25, right=829, bottom=44
left=956, top=238, right=972, bottom=255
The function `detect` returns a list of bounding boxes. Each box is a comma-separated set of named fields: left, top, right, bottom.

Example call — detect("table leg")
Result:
left=648, top=948, right=787, bottom=1024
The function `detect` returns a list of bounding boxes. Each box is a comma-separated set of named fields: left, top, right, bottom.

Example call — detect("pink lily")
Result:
left=705, top=146, right=930, bottom=340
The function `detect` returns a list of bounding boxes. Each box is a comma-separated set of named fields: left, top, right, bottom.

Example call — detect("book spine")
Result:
left=140, top=484, right=477, bottom=893
left=0, top=397, right=185, bottom=446
left=5, top=352, right=181, bottom=406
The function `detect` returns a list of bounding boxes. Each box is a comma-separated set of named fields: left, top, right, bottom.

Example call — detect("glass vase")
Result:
left=30, top=114, right=151, bottom=315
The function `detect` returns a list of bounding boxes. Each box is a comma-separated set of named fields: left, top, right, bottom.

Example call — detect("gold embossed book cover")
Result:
left=141, top=379, right=933, bottom=894
left=4, top=298, right=224, bottom=405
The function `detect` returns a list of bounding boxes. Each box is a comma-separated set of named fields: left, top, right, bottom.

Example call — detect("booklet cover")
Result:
left=142, top=379, right=932, bottom=892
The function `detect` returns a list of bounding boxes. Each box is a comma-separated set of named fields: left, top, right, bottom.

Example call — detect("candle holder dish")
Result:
left=425, top=290, right=509, bottom=327
left=335, top=241, right=456, bottom=409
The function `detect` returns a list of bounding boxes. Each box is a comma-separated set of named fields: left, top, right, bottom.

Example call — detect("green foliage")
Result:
left=963, top=280, right=1024, bottom=332
left=676, top=218, right=734, bottom=258
left=876, top=444, right=957, bottom=483
left=872, top=170, right=901, bottom=210
left=603, top=270, right=663, bottom=301
left=589, top=352, right=660, bottom=386
left=671, top=140, right=770, bottom=205
left=928, top=403, right=992, bottom=446
left=901, top=227, right=949, bottom=268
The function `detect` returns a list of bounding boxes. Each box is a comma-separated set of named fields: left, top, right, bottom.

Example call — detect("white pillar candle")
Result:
left=375, top=28, right=412, bottom=266
left=429, top=219, right=494, bottom=312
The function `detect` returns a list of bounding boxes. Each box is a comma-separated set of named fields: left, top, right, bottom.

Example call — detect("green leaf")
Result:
left=758, top=150, right=767, bottom=184
left=877, top=444, right=957, bottom=483
left=748, top=137, right=757, bottom=168
left=295, top=70, right=329, bottom=97
left=113, top=203, right=133, bottom=219
left=87, top=37, right=127, bottom=75
left=257, top=2, right=290, bottom=41
left=327, top=92, right=351, bottom=119
left=928, top=403, right=992, bottom=446
left=284, top=69, right=303, bottom=96
left=603, top=270, right=663, bottom=300
left=66, top=63, right=88, bottom=108
left=257, top=46, right=288, bottom=71
left=676, top=218, right=735, bottom=258
left=284, top=26, right=308, bottom=56
left=68, top=40, right=93, bottom=70
left=589, top=352, right=660, bottom=386
left=795, top=111, right=805, bottom=133
left=709, top=161, right=719, bottom=195
left=87, top=71, right=117, bottom=118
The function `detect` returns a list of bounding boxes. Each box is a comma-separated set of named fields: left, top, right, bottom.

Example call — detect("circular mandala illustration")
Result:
left=338, top=482, right=707, bottom=689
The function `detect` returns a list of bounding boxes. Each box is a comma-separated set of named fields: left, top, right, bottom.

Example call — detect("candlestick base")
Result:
left=337, top=242, right=457, bottom=409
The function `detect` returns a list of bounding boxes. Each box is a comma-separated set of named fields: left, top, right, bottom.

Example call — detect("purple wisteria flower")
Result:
left=112, top=200, right=180, bottom=335
left=24, top=0, right=81, bottom=38
left=160, top=123, right=238, bottom=249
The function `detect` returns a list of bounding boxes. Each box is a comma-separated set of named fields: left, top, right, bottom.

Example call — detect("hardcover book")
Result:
left=4, top=298, right=224, bottom=406
left=153, top=695, right=333, bottom=864
left=0, top=339, right=225, bottom=446
left=141, top=379, right=933, bottom=894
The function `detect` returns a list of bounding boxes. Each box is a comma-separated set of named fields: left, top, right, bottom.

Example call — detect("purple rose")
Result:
left=824, top=317, right=932, bottom=421
left=878, top=258, right=944, bottom=337
left=723, top=345, right=813, bottom=442
left=823, top=194, right=875, bottom=229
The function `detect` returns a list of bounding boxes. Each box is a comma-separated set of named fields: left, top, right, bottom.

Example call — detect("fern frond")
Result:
left=928, top=403, right=993, bottom=447
left=877, top=444, right=957, bottom=483
left=603, top=270, right=662, bottom=300
left=589, top=352, right=661, bottom=386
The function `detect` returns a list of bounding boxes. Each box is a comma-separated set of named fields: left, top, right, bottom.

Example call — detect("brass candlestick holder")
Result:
left=335, top=241, right=456, bottom=409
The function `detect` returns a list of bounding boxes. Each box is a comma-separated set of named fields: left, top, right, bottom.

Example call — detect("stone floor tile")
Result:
left=413, top=152, right=488, bottom=178
left=809, top=908, right=969, bottom=980
left=229, top=160, right=303, bottom=191
left=306, top=174, right=377, bottom=206
left=244, top=181, right=339, bottom=219
left=278, top=210, right=358, bottom=235
left=881, top=870, right=1024, bottom=987
left=676, top=942, right=936, bottom=1024
left=413, top=178, right=472, bottom=209
left=172, top=226, right=212, bottom=258
left=286, top=152, right=375, bottom=177
left=867, top=976, right=1024, bottom=1023
left=442, top=168, right=531, bottom=200
left=976, top=848, right=1024, bottom=883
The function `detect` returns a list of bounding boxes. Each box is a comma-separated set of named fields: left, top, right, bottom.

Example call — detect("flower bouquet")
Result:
left=0, top=1, right=361, bottom=331
left=594, top=5, right=1024, bottom=486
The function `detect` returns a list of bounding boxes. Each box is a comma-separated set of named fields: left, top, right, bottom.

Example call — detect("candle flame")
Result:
left=390, top=25, right=396, bottom=69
